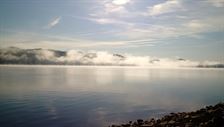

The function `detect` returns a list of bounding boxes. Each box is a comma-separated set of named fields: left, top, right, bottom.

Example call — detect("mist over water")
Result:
left=1, top=47, right=223, bottom=68
left=0, top=66, right=224, bottom=127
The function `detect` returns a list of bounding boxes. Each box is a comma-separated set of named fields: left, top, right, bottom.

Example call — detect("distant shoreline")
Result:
left=1, top=64, right=224, bottom=70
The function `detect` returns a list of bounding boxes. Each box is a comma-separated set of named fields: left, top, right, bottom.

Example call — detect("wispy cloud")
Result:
left=47, top=16, right=61, bottom=29
left=90, top=0, right=131, bottom=18
left=206, top=0, right=224, bottom=7
left=0, top=30, right=157, bottom=50
left=148, top=0, right=183, bottom=16
left=104, top=2, right=126, bottom=13
left=86, top=0, right=153, bottom=28
left=88, top=17, right=134, bottom=27
left=1, top=0, right=223, bottom=60
left=118, top=14, right=224, bottom=40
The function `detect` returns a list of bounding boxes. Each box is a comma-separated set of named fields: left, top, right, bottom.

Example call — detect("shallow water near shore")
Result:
left=0, top=65, right=224, bottom=127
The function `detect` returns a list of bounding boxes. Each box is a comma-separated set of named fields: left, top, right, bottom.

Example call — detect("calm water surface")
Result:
left=0, top=65, right=224, bottom=127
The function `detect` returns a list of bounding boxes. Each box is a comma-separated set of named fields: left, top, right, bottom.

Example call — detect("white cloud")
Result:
left=112, top=0, right=130, bottom=5
left=89, top=18, right=120, bottom=24
left=88, top=17, right=133, bottom=26
left=116, top=14, right=224, bottom=40
left=104, top=3, right=126, bottom=13
left=89, top=0, right=130, bottom=19
left=181, top=16, right=224, bottom=35
left=206, top=0, right=224, bottom=7
left=88, top=0, right=150, bottom=28
left=183, top=20, right=207, bottom=29
left=148, top=0, right=182, bottom=16
left=117, top=24, right=181, bottom=40
left=47, top=17, right=61, bottom=28
left=2, top=0, right=223, bottom=53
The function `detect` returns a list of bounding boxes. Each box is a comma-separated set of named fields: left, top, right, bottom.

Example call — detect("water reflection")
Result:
left=0, top=66, right=224, bottom=127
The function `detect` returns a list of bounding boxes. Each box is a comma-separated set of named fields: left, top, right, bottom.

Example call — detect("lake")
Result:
left=0, top=65, right=224, bottom=127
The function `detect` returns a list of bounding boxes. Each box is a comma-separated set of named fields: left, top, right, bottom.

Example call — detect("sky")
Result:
left=0, top=0, right=224, bottom=61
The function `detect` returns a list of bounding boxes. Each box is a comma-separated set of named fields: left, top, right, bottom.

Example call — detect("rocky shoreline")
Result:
left=109, top=103, right=224, bottom=127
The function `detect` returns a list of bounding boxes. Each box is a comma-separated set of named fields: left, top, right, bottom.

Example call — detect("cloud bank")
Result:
left=0, top=47, right=223, bottom=68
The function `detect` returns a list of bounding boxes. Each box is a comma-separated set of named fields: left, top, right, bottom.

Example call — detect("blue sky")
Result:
left=0, top=0, right=224, bottom=61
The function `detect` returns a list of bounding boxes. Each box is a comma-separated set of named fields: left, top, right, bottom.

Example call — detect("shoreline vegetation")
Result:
left=109, top=103, right=224, bottom=127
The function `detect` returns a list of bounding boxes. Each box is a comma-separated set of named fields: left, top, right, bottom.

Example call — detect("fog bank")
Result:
left=0, top=47, right=223, bottom=68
